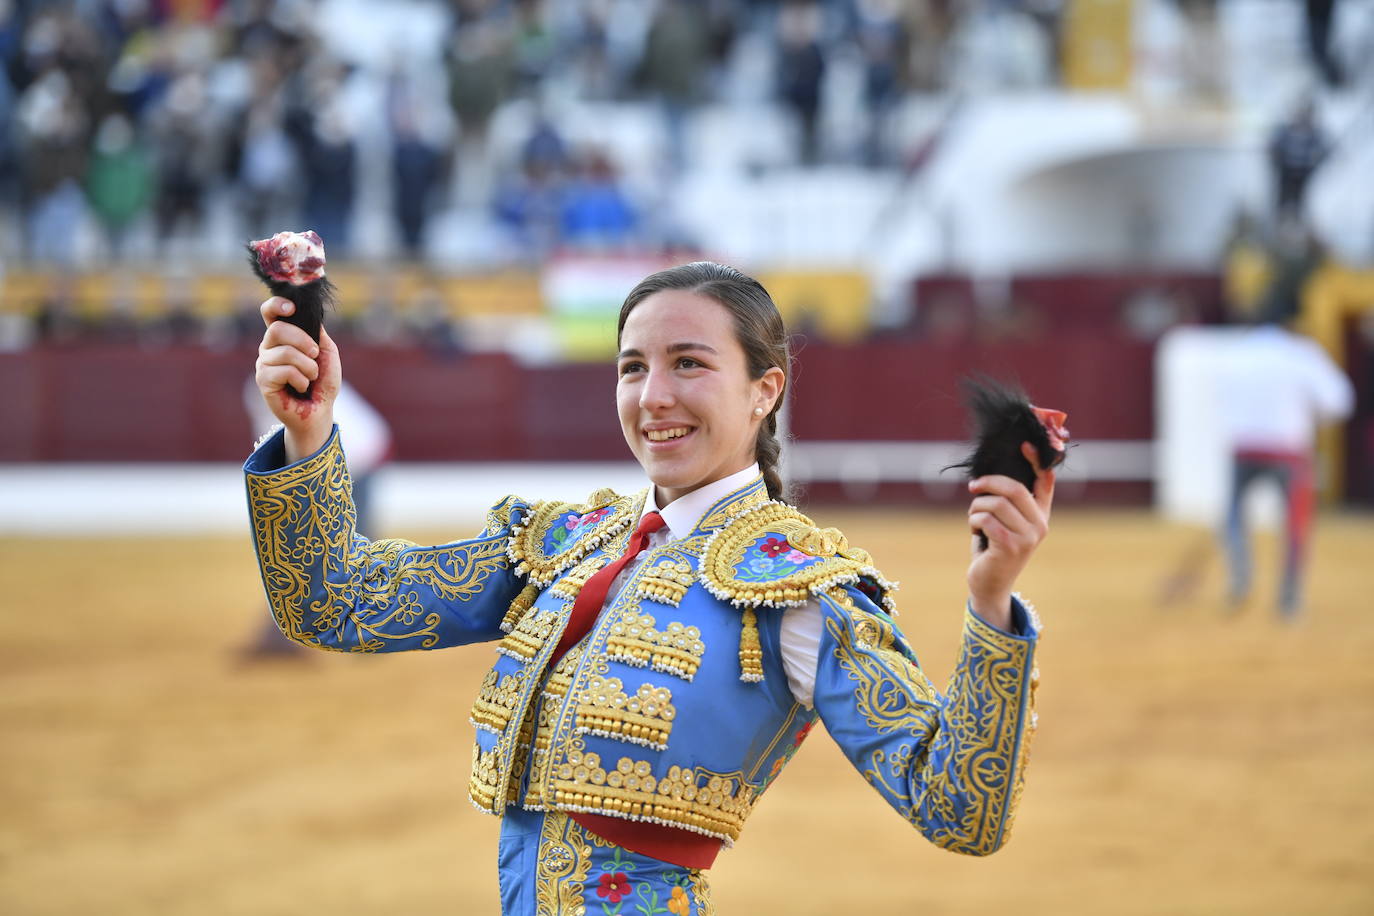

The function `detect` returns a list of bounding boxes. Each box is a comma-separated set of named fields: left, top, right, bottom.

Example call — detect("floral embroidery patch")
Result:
left=584, top=847, right=699, bottom=914
left=731, top=532, right=821, bottom=583
left=546, top=506, right=616, bottom=554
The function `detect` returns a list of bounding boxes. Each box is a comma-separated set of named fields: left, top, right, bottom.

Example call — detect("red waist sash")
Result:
left=569, top=812, right=722, bottom=870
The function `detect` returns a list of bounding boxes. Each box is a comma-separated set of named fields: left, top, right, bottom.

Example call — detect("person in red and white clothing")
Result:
left=1216, top=315, right=1353, bottom=617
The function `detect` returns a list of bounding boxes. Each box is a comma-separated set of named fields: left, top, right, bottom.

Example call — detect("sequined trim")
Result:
left=604, top=608, right=706, bottom=682
left=500, top=583, right=540, bottom=634
left=534, top=811, right=605, bottom=916
left=549, top=750, right=757, bottom=845
left=633, top=557, right=696, bottom=607
left=574, top=677, right=676, bottom=751
left=549, top=554, right=609, bottom=600
left=470, top=669, right=528, bottom=735
left=523, top=645, right=584, bottom=812
left=497, top=608, right=561, bottom=661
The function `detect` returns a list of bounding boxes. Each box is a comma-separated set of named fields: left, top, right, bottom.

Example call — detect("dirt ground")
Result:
left=2, top=508, right=1372, bottom=915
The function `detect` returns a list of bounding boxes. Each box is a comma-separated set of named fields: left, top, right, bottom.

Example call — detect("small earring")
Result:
left=753, top=407, right=764, bottom=417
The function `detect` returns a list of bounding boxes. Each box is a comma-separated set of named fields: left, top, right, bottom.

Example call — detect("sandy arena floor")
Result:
left=2, top=508, right=1372, bottom=915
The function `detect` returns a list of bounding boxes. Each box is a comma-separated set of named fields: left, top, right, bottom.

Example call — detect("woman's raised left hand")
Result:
left=965, top=442, right=1055, bottom=631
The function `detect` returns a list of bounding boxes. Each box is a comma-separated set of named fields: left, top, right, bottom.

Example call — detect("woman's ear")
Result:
left=756, top=366, right=785, bottom=414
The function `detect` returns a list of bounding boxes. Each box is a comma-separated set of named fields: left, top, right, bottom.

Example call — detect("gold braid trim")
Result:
left=573, top=677, right=676, bottom=751
left=738, top=608, right=764, bottom=683
left=507, top=490, right=642, bottom=587
left=697, top=500, right=898, bottom=613
left=496, top=608, right=560, bottom=661
left=604, top=607, right=706, bottom=681
left=499, top=582, right=540, bottom=634
left=633, top=557, right=695, bottom=607
left=549, top=554, right=609, bottom=600
left=522, top=645, right=583, bottom=812
left=824, top=589, right=1037, bottom=856
left=247, top=430, right=515, bottom=652
left=550, top=751, right=757, bottom=845
left=469, top=669, right=527, bottom=735
left=534, top=811, right=606, bottom=916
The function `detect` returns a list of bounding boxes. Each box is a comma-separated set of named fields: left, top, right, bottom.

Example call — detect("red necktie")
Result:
left=553, top=510, right=665, bottom=659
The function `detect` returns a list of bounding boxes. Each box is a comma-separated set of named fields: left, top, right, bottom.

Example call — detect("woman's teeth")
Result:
left=646, top=427, right=690, bottom=442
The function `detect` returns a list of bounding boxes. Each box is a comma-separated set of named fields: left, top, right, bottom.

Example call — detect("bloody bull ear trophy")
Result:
left=947, top=375, right=1070, bottom=550
left=247, top=230, right=337, bottom=401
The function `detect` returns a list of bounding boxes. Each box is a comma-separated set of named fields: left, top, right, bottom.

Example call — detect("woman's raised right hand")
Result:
left=255, top=296, right=341, bottom=461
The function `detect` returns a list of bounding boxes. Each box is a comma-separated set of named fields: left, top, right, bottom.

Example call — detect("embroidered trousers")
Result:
left=498, top=807, right=713, bottom=915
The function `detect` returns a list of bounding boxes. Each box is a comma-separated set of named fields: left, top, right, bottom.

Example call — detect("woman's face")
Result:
left=617, top=290, right=783, bottom=507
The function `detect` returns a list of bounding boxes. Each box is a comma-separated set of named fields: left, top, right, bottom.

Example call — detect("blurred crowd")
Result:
left=0, top=0, right=1076, bottom=268
left=1, top=0, right=1369, bottom=353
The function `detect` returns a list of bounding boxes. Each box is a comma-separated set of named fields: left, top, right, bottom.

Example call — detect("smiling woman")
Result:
left=244, top=260, right=1054, bottom=914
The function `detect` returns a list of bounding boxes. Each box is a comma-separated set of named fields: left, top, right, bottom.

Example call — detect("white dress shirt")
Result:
left=1217, top=325, right=1354, bottom=453
left=607, top=464, right=824, bottom=708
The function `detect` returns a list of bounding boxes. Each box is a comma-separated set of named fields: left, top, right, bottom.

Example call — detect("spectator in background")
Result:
left=777, top=0, right=826, bottom=165
left=510, top=0, right=555, bottom=94
left=226, top=52, right=298, bottom=239
left=288, top=61, right=357, bottom=257
left=15, top=65, right=90, bottom=264
left=638, top=0, right=709, bottom=173
left=1216, top=310, right=1353, bottom=618
left=446, top=0, right=515, bottom=202
left=85, top=111, right=153, bottom=259
left=853, top=0, right=908, bottom=167
left=492, top=115, right=568, bottom=258
left=147, top=69, right=217, bottom=249
left=1269, top=97, right=1329, bottom=220
left=561, top=147, right=636, bottom=250
left=387, top=64, right=449, bottom=261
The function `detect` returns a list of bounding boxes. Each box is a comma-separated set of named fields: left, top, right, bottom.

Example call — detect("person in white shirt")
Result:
left=1216, top=315, right=1354, bottom=616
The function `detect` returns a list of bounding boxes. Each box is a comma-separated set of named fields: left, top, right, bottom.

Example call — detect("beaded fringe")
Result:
left=738, top=607, right=764, bottom=683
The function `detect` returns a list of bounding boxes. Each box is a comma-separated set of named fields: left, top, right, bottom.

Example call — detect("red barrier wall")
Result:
left=0, top=335, right=1155, bottom=463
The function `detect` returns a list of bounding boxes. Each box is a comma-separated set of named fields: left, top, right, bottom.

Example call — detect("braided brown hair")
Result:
left=617, top=261, right=791, bottom=502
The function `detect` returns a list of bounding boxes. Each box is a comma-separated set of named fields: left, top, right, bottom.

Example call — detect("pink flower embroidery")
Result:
left=784, top=548, right=810, bottom=564
left=565, top=507, right=610, bottom=530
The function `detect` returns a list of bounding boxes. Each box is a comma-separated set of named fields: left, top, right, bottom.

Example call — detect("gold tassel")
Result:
left=738, top=607, right=764, bottom=683
left=501, top=583, right=540, bottom=633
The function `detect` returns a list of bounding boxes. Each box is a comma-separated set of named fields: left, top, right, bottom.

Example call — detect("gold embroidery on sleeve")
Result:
left=247, top=435, right=514, bottom=652
left=824, top=590, right=1036, bottom=856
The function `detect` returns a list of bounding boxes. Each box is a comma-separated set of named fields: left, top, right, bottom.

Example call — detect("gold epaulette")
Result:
left=506, top=487, right=642, bottom=588
left=698, top=501, right=898, bottom=614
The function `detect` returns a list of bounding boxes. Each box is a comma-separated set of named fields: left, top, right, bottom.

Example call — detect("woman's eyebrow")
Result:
left=616, top=342, right=719, bottom=360
left=668, top=342, right=718, bottom=355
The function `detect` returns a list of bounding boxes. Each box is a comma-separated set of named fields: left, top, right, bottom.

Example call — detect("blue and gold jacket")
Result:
left=245, top=426, right=1041, bottom=856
